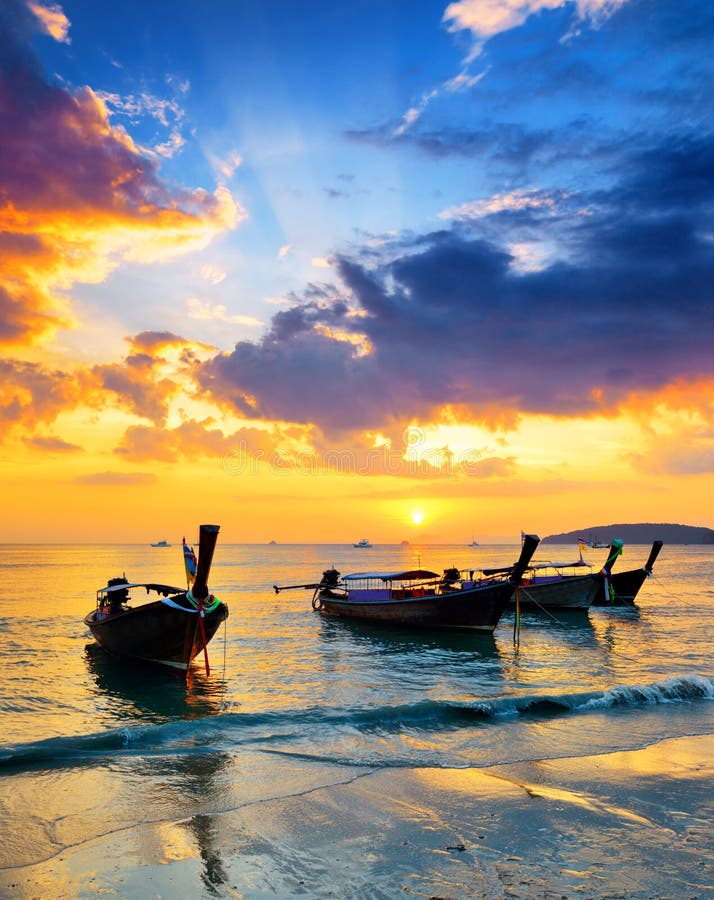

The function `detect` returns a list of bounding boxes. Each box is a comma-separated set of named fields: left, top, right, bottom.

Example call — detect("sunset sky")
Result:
left=1, top=0, right=712, bottom=543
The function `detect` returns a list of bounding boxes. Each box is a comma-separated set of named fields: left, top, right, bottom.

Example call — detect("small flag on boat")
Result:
left=183, top=537, right=197, bottom=585
left=520, top=530, right=526, bottom=543
left=578, top=538, right=587, bottom=553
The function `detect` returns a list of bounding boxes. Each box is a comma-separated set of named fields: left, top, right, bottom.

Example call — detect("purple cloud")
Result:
left=197, top=129, right=714, bottom=435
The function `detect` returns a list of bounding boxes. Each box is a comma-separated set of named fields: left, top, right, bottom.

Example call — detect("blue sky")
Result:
left=27, top=0, right=711, bottom=339
left=27, top=0, right=712, bottom=354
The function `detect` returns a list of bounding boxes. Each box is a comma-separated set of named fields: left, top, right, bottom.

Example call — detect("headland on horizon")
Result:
left=543, top=522, right=714, bottom=544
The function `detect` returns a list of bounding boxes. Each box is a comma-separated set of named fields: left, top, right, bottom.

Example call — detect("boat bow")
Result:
left=86, top=524, right=227, bottom=675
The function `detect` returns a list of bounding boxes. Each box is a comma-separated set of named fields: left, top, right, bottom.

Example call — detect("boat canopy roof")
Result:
left=343, top=569, right=439, bottom=582
left=526, top=558, right=590, bottom=571
left=482, top=558, right=589, bottom=576
left=98, top=582, right=184, bottom=595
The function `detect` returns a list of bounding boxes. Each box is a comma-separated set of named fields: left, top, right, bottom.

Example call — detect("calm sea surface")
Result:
left=0, top=541, right=712, bottom=877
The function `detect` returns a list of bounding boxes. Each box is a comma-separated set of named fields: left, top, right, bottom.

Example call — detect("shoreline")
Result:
left=1, top=732, right=712, bottom=898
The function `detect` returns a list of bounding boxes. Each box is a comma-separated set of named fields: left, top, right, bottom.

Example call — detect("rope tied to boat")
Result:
left=599, top=539, right=623, bottom=605
left=516, top=585, right=563, bottom=622
left=184, top=591, right=214, bottom=676
left=186, top=589, right=221, bottom=613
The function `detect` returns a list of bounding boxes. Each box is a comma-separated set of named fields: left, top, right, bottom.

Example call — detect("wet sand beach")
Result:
left=1, top=732, right=712, bottom=899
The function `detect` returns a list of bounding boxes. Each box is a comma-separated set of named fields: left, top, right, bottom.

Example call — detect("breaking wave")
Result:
left=1, top=673, right=711, bottom=772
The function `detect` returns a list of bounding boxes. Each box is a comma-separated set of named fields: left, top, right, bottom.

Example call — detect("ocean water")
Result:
left=0, top=541, right=712, bottom=889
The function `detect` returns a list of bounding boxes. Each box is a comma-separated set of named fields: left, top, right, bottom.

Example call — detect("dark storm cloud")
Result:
left=266, top=300, right=349, bottom=342
left=615, top=134, right=714, bottom=215
left=198, top=127, right=714, bottom=433
left=199, top=328, right=395, bottom=431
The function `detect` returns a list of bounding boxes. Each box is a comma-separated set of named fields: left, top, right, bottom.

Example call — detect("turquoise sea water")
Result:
left=0, top=541, right=712, bottom=890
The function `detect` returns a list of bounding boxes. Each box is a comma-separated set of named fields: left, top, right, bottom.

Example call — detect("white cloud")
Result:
left=507, top=240, right=559, bottom=272
left=311, top=257, right=332, bottom=269
left=444, top=66, right=491, bottom=92
left=443, top=0, right=629, bottom=55
left=218, top=150, right=243, bottom=179
left=278, top=244, right=292, bottom=259
left=395, top=0, right=628, bottom=137
left=394, top=89, right=439, bottom=136
left=154, top=130, right=186, bottom=159
left=96, top=90, right=187, bottom=159
left=439, top=188, right=560, bottom=220
left=187, top=298, right=262, bottom=326
left=200, top=265, right=227, bottom=285
left=264, top=295, right=292, bottom=305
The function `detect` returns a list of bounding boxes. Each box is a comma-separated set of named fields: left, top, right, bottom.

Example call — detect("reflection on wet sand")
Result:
left=174, top=755, right=231, bottom=892
left=82, top=640, right=234, bottom=889
left=109, top=747, right=234, bottom=891
left=187, top=813, right=229, bottom=893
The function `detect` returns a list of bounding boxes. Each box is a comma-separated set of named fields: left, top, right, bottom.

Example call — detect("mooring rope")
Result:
left=516, top=586, right=566, bottom=623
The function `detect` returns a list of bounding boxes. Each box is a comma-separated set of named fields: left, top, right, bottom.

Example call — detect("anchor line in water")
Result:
left=516, top=586, right=565, bottom=622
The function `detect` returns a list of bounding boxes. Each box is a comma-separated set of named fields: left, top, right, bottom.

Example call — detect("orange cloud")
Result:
left=22, top=435, right=82, bottom=452
left=0, top=13, right=243, bottom=348
left=92, top=356, right=179, bottom=425
left=75, top=471, right=158, bottom=485
left=114, top=420, right=278, bottom=463
left=127, top=331, right=217, bottom=365
left=86, top=331, right=226, bottom=423
left=0, top=359, right=91, bottom=431
left=0, top=335, right=198, bottom=442
left=619, top=377, right=714, bottom=476
left=634, top=377, right=714, bottom=417
left=27, top=1, right=70, bottom=43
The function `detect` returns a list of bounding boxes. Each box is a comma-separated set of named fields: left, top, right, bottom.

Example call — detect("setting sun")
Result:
left=411, top=509, right=425, bottom=526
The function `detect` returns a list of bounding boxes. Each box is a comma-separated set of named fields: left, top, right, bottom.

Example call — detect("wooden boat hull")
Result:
left=591, top=568, right=649, bottom=606
left=85, top=599, right=228, bottom=672
left=317, top=581, right=512, bottom=631
left=591, top=541, right=663, bottom=606
left=513, top=574, right=600, bottom=611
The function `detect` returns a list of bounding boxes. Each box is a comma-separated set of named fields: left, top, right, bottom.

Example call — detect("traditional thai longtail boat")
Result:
left=273, top=534, right=540, bottom=630
left=591, top=540, right=663, bottom=606
left=483, top=541, right=624, bottom=612
left=85, top=524, right=228, bottom=675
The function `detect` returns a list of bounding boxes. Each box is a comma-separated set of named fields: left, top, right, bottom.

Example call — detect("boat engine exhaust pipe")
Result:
left=192, top=524, right=220, bottom=600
